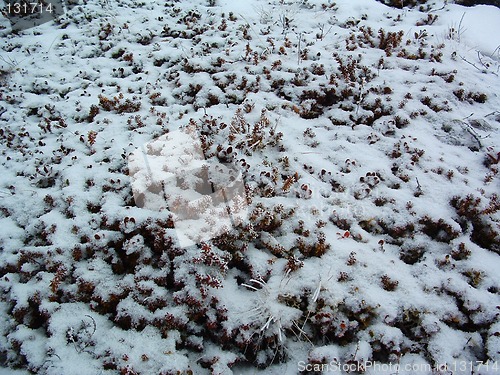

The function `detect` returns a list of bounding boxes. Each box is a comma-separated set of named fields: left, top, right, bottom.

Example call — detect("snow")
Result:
left=0, top=0, right=499, bottom=373
left=437, top=4, right=500, bottom=57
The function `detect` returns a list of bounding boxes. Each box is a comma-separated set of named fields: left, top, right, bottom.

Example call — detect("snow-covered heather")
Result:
left=0, top=0, right=499, bottom=374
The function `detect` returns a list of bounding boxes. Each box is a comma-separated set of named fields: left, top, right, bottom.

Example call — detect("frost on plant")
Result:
left=128, top=124, right=249, bottom=247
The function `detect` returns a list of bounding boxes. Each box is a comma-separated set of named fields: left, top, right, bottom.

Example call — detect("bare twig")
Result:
left=459, top=54, right=484, bottom=72
left=463, top=123, right=483, bottom=150
left=491, top=44, right=500, bottom=59
left=477, top=51, right=488, bottom=69
left=0, top=55, right=22, bottom=69
left=476, top=51, right=499, bottom=76
left=415, top=178, right=422, bottom=193
left=355, top=78, right=366, bottom=116
left=317, top=23, right=333, bottom=41
left=457, top=12, right=465, bottom=43
left=484, top=111, right=499, bottom=118
left=296, top=31, right=303, bottom=65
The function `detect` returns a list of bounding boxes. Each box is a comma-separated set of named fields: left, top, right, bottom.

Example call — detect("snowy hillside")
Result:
left=0, top=0, right=499, bottom=374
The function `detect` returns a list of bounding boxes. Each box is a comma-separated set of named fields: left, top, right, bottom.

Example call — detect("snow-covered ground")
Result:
left=0, top=0, right=499, bottom=374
